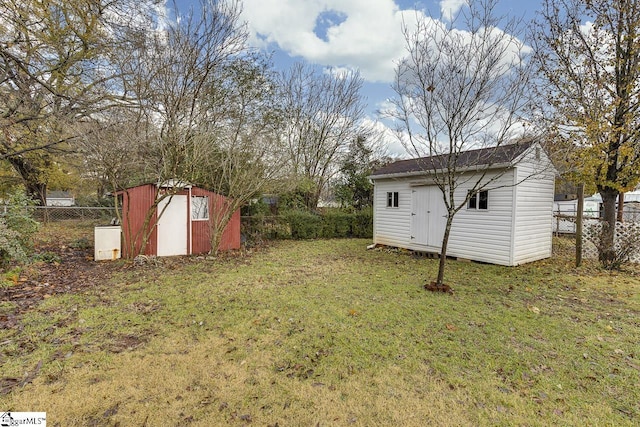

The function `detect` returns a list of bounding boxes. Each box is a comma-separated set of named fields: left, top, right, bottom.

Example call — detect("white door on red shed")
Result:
left=411, top=186, right=446, bottom=248
left=157, top=195, right=188, bottom=256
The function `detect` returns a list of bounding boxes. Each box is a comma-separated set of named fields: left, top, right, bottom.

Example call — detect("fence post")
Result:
left=576, top=183, right=584, bottom=267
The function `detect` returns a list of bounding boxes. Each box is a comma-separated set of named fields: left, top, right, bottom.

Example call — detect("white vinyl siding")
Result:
left=373, top=180, right=412, bottom=248
left=373, top=170, right=515, bottom=265
left=445, top=169, right=515, bottom=265
left=512, top=149, right=555, bottom=265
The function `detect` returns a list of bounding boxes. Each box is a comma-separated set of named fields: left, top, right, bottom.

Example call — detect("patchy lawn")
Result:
left=1, top=224, right=639, bottom=426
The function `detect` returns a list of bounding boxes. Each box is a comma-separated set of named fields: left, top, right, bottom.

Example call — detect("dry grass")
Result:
left=32, top=220, right=98, bottom=247
left=1, top=228, right=639, bottom=426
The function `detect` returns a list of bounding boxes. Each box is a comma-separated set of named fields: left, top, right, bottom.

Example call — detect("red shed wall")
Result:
left=120, top=184, right=159, bottom=258
left=190, top=187, right=241, bottom=254
left=219, top=208, right=241, bottom=251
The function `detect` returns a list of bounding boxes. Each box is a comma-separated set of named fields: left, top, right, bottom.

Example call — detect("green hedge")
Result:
left=241, top=210, right=372, bottom=244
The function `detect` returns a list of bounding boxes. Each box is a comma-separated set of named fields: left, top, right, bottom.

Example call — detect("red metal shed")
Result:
left=117, top=182, right=240, bottom=258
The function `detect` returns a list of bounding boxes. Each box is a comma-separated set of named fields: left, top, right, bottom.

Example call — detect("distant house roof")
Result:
left=371, top=140, right=537, bottom=179
left=624, top=191, right=640, bottom=203
left=47, top=191, right=73, bottom=199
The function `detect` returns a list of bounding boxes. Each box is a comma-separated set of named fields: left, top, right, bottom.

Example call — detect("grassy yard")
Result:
left=1, top=225, right=639, bottom=426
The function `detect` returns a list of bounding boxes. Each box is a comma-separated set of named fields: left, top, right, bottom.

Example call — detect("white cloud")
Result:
left=240, top=0, right=527, bottom=86
left=439, top=0, right=468, bottom=21
left=371, top=119, right=410, bottom=158
left=241, top=0, right=427, bottom=83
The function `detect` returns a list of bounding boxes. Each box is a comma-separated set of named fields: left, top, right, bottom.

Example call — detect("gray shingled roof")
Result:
left=371, top=140, right=536, bottom=178
left=47, top=190, right=73, bottom=199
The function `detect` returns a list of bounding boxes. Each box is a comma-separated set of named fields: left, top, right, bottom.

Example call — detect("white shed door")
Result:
left=411, top=186, right=446, bottom=248
left=157, top=195, right=188, bottom=256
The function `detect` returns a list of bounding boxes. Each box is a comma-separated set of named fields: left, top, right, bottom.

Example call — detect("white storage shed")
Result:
left=370, top=142, right=556, bottom=266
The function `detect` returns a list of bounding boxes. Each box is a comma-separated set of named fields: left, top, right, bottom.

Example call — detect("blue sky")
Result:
left=176, top=0, right=544, bottom=155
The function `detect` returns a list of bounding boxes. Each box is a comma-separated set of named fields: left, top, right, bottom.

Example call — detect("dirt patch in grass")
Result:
left=0, top=242, right=117, bottom=328
left=0, top=223, right=127, bottom=394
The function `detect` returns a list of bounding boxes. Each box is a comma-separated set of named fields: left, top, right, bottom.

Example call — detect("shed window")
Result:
left=191, top=196, right=209, bottom=220
left=386, top=191, right=399, bottom=208
left=468, top=190, right=488, bottom=210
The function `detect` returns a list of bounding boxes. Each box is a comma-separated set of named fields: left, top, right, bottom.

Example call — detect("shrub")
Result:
left=351, top=210, right=373, bottom=238
left=70, top=237, right=92, bottom=250
left=241, top=216, right=291, bottom=245
left=0, top=189, right=40, bottom=266
left=321, top=211, right=352, bottom=238
left=0, top=218, right=28, bottom=266
left=284, top=210, right=322, bottom=239
left=32, top=251, right=62, bottom=264
left=241, top=210, right=373, bottom=243
left=4, top=190, right=39, bottom=249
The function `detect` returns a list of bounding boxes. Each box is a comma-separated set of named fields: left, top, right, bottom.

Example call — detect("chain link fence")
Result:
left=8, top=206, right=120, bottom=224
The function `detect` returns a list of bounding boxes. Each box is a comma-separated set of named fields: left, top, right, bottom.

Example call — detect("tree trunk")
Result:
left=6, top=157, right=47, bottom=205
left=25, top=181, right=47, bottom=206
left=435, top=215, right=453, bottom=285
left=617, top=192, right=624, bottom=222
left=305, top=188, right=321, bottom=212
left=599, top=187, right=618, bottom=263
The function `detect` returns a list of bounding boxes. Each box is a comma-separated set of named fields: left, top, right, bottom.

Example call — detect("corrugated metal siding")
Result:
left=120, top=184, right=159, bottom=258
left=219, top=209, right=241, bottom=250
left=512, top=150, right=555, bottom=265
left=190, top=187, right=241, bottom=253
left=191, top=219, right=211, bottom=254
left=191, top=187, right=213, bottom=254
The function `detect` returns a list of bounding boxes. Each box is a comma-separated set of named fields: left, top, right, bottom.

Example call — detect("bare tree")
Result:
left=280, top=62, right=368, bottom=210
left=114, top=0, right=252, bottom=257
left=531, top=0, right=640, bottom=265
left=186, top=55, right=290, bottom=254
left=0, top=0, right=157, bottom=204
left=388, top=0, right=535, bottom=286
left=134, top=0, right=247, bottom=179
left=74, top=110, right=157, bottom=199
left=109, top=0, right=289, bottom=257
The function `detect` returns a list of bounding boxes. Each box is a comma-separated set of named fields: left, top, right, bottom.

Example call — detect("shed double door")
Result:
left=411, top=186, right=447, bottom=248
